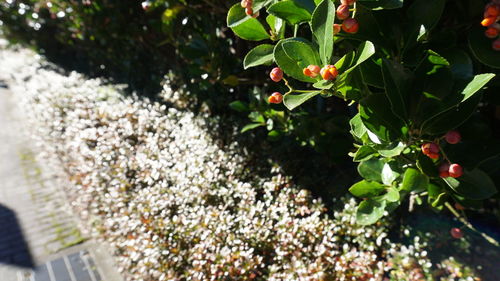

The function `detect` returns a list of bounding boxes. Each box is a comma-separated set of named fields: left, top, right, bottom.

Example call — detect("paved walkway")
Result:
left=0, top=82, right=122, bottom=281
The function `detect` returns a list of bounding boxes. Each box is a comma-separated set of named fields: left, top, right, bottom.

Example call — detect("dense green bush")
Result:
left=226, top=0, right=500, bottom=235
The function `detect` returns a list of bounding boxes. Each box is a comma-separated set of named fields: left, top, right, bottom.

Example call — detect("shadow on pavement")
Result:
left=0, top=204, right=34, bottom=268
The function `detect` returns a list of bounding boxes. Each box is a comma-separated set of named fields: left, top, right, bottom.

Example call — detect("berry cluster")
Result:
left=268, top=67, right=284, bottom=103
left=481, top=1, right=500, bottom=51
left=335, top=0, right=359, bottom=34
left=420, top=130, right=463, bottom=178
left=241, top=0, right=258, bottom=18
left=303, top=64, right=339, bottom=80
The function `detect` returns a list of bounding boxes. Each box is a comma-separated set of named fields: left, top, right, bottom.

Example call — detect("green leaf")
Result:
left=350, top=114, right=367, bottom=139
left=443, top=169, right=497, bottom=200
left=266, top=15, right=286, bottom=39
left=227, top=4, right=270, bottom=41
left=401, top=168, right=429, bottom=193
left=407, top=0, right=445, bottom=30
left=282, top=41, right=321, bottom=70
left=229, top=101, right=249, bottom=112
left=376, top=142, right=405, bottom=158
left=267, top=0, right=312, bottom=25
left=283, top=91, right=321, bottom=110
left=311, top=0, right=335, bottom=65
left=384, top=187, right=400, bottom=203
left=359, top=94, right=404, bottom=142
left=353, top=146, right=377, bottom=162
left=420, top=74, right=495, bottom=131
left=356, top=198, right=386, bottom=225
left=241, top=123, right=264, bottom=133
left=381, top=163, right=398, bottom=185
left=342, top=41, right=376, bottom=76
left=381, top=59, right=411, bottom=120
left=267, top=130, right=282, bottom=141
left=349, top=180, right=386, bottom=198
left=358, top=158, right=384, bottom=182
left=274, top=38, right=318, bottom=83
left=458, top=73, right=496, bottom=103
left=416, top=152, right=438, bottom=177
left=469, top=26, right=500, bottom=69
left=442, top=49, right=473, bottom=80
left=244, top=44, right=275, bottom=69
left=421, top=94, right=480, bottom=135
left=360, top=58, right=384, bottom=88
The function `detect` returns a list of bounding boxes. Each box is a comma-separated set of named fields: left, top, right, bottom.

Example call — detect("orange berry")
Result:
left=336, top=4, right=350, bottom=20
left=342, top=18, right=359, bottom=33
left=303, top=68, right=312, bottom=77
left=320, top=65, right=338, bottom=80
left=493, top=38, right=500, bottom=51
left=481, top=16, right=496, bottom=27
left=333, top=23, right=342, bottom=34
left=485, top=27, right=499, bottom=38
left=270, top=67, right=283, bottom=82
left=268, top=92, right=283, bottom=104
left=307, top=65, right=320, bottom=77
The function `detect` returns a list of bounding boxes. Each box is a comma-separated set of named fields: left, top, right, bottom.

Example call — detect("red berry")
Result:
left=320, top=65, right=338, bottom=80
left=341, top=0, right=356, bottom=6
left=268, top=92, right=283, bottom=104
left=270, top=67, right=283, bottom=82
left=493, top=38, right=500, bottom=51
left=421, top=142, right=440, bottom=155
left=336, top=4, right=350, bottom=20
left=444, top=130, right=461, bottom=144
left=428, top=152, right=440, bottom=159
left=449, top=164, right=463, bottom=178
left=245, top=7, right=253, bottom=16
left=342, top=18, right=359, bottom=34
left=450, top=227, right=463, bottom=239
left=484, top=4, right=500, bottom=18
left=439, top=162, right=450, bottom=178
left=482, top=16, right=496, bottom=27
left=485, top=27, right=499, bottom=38
left=333, top=23, right=342, bottom=34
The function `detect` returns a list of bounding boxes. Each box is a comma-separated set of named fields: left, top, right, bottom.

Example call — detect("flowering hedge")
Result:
left=0, top=44, right=485, bottom=280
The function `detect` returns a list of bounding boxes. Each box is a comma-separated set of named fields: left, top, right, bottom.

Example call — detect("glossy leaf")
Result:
left=283, top=91, right=321, bottom=110
left=349, top=180, right=386, bottom=198
left=381, top=59, right=411, bottom=120
left=376, top=142, right=405, bottom=158
left=311, top=0, right=335, bottom=65
left=353, top=146, right=377, bottom=162
left=350, top=114, right=367, bottom=139
left=227, top=4, right=270, bottom=41
left=401, top=168, right=429, bottom=193
left=359, top=94, right=403, bottom=142
left=274, top=38, right=317, bottom=83
left=243, top=44, right=275, bottom=69
left=241, top=123, right=264, bottom=133
left=443, top=169, right=497, bottom=200
left=267, top=0, right=312, bottom=25
left=356, top=198, right=386, bottom=225
left=381, top=163, right=398, bottom=185
left=358, top=158, right=384, bottom=182
left=229, top=101, right=249, bottom=112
